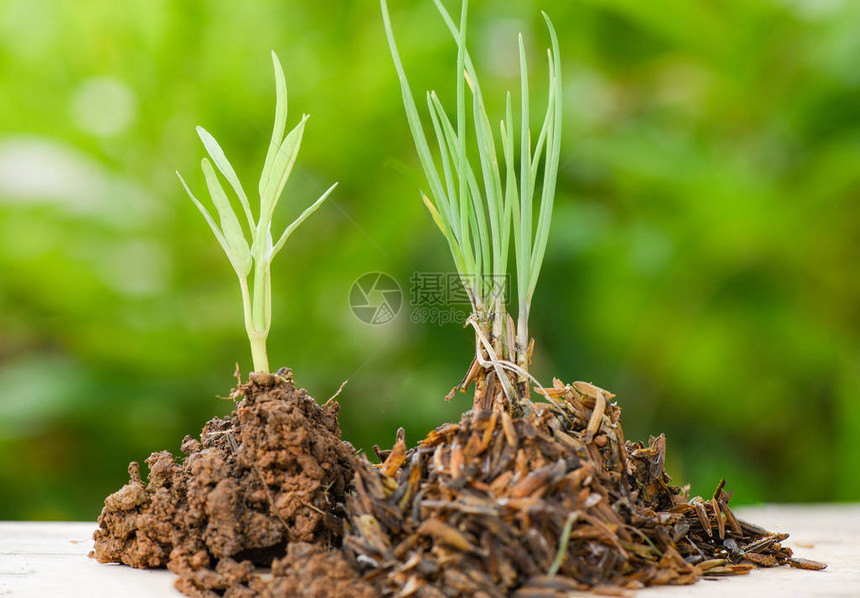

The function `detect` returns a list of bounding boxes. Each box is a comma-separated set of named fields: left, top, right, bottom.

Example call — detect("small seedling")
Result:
left=177, top=51, right=337, bottom=373
left=381, top=0, right=562, bottom=413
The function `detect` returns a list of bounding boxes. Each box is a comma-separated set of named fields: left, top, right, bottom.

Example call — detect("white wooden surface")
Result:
left=0, top=505, right=857, bottom=597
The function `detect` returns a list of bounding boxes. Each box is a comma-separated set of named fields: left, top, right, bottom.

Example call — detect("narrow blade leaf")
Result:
left=271, top=182, right=338, bottom=259
left=260, top=115, right=308, bottom=225
left=176, top=170, right=234, bottom=269
left=380, top=0, right=449, bottom=227
left=260, top=51, right=289, bottom=201
left=201, top=158, right=252, bottom=276
left=196, top=126, right=254, bottom=230
left=528, top=13, right=563, bottom=301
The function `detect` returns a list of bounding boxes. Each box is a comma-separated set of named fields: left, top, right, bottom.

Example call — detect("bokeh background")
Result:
left=1, top=0, right=858, bottom=520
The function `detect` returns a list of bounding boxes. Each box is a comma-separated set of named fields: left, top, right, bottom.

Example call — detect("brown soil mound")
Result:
left=91, top=375, right=823, bottom=597
left=90, top=369, right=355, bottom=583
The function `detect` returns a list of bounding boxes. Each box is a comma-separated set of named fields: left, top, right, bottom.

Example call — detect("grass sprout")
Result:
left=177, top=51, right=337, bottom=373
left=381, top=0, right=562, bottom=409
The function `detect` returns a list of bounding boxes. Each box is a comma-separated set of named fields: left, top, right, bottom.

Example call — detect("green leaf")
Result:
left=260, top=51, right=288, bottom=201
left=201, top=158, right=252, bottom=276
left=196, top=126, right=254, bottom=230
left=501, top=91, right=517, bottom=281
left=456, top=0, right=470, bottom=280
left=176, top=170, right=232, bottom=265
left=530, top=55, right=555, bottom=190
left=425, top=91, right=458, bottom=236
left=432, top=0, right=484, bottom=104
left=435, top=0, right=505, bottom=285
left=518, top=33, right=532, bottom=269
left=527, top=13, right=563, bottom=301
left=260, top=115, right=308, bottom=226
left=380, top=0, right=449, bottom=225
left=469, top=73, right=505, bottom=278
left=429, top=92, right=483, bottom=279
left=421, top=191, right=447, bottom=236
left=271, top=182, right=338, bottom=259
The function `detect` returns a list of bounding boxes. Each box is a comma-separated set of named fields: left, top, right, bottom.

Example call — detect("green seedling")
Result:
left=380, top=0, right=562, bottom=413
left=177, top=51, right=337, bottom=373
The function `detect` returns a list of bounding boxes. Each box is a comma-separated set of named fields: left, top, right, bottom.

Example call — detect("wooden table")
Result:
left=2, top=505, right=858, bottom=597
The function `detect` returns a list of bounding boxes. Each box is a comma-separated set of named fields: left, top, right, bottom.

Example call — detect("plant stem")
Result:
left=240, top=272, right=269, bottom=373
left=249, top=331, right=269, bottom=373
left=516, top=303, right=529, bottom=378
left=249, top=226, right=272, bottom=372
left=492, top=298, right=504, bottom=357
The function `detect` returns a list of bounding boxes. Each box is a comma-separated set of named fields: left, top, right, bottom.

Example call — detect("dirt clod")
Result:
left=90, top=372, right=357, bottom=593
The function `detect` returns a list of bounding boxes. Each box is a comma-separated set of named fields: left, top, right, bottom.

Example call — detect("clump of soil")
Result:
left=173, top=542, right=377, bottom=598
left=90, top=369, right=355, bottom=589
left=92, top=375, right=824, bottom=597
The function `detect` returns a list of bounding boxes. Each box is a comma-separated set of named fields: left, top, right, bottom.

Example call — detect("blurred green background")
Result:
left=1, top=0, right=858, bottom=520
